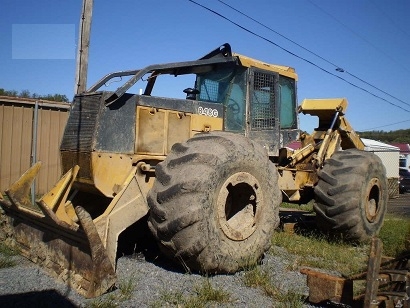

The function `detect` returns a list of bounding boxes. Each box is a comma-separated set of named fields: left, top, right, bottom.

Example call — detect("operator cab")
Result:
left=88, top=43, right=299, bottom=154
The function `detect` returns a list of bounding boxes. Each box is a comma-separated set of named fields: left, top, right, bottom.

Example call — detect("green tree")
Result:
left=0, top=88, right=69, bottom=102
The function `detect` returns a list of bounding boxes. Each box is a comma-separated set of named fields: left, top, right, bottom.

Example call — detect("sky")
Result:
left=1, top=0, right=409, bottom=133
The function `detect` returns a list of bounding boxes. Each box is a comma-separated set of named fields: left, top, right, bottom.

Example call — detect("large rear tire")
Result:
left=314, top=149, right=388, bottom=242
left=147, top=132, right=281, bottom=273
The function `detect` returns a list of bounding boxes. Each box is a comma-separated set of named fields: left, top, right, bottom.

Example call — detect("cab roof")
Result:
left=233, top=52, right=298, bottom=81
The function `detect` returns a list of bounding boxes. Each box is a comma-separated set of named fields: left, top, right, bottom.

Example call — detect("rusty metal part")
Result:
left=300, top=268, right=353, bottom=305
left=4, top=161, right=43, bottom=213
left=0, top=201, right=116, bottom=298
left=216, top=172, right=261, bottom=241
left=353, top=237, right=410, bottom=307
left=363, top=237, right=383, bottom=307
left=93, top=166, right=150, bottom=267
left=0, top=163, right=150, bottom=298
left=302, top=237, right=410, bottom=307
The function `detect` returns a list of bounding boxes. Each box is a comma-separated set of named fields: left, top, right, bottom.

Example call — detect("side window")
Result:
left=225, top=76, right=246, bottom=131
left=278, top=76, right=296, bottom=129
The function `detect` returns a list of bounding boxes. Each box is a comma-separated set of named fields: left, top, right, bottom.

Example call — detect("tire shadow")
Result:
left=116, top=214, right=188, bottom=274
left=0, top=290, right=77, bottom=308
left=279, top=208, right=319, bottom=236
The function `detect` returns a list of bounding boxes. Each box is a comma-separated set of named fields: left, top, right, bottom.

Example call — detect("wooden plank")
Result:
left=75, top=0, right=93, bottom=94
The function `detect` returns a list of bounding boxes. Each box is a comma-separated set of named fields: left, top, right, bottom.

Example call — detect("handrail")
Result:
left=87, top=57, right=238, bottom=106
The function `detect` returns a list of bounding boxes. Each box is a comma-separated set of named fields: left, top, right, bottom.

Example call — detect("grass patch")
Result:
left=273, top=207, right=410, bottom=276
left=85, top=276, right=136, bottom=308
left=379, top=213, right=410, bottom=257
left=86, top=295, right=118, bottom=308
left=117, top=277, right=135, bottom=301
left=0, top=256, right=16, bottom=269
left=150, top=278, right=231, bottom=308
left=243, top=266, right=278, bottom=297
left=0, top=242, right=17, bottom=268
left=280, top=201, right=314, bottom=212
left=0, top=242, right=17, bottom=257
left=269, top=211, right=410, bottom=299
left=193, top=279, right=230, bottom=303
left=270, top=230, right=368, bottom=276
left=243, top=266, right=305, bottom=307
left=151, top=289, right=184, bottom=307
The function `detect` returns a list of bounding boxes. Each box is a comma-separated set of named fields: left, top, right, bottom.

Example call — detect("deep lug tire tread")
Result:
left=314, top=149, right=388, bottom=242
left=148, top=131, right=281, bottom=273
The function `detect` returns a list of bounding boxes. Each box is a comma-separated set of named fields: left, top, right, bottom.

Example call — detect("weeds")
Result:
left=117, top=277, right=135, bottom=301
left=271, top=230, right=368, bottom=276
left=243, top=266, right=305, bottom=307
left=0, top=256, right=15, bottom=269
left=150, top=278, right=231, bottom=308
left=243, top=266, right=278, bottom=297
left=151, top=289, right=185, bottom=307
left=0, top=242, right=17, bottom=268
left=194, top=279, right=230, bottom=303
left=85, top=276, right=136, bottom=308
left=85, top=294, right=118, bottom=308
left=379, top=213, right=410, bottom=257
left=281, top=201, right=314, bottom=213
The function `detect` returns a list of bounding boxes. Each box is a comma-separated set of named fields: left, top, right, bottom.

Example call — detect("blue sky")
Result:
left=1, top=0, right=409, bottom=133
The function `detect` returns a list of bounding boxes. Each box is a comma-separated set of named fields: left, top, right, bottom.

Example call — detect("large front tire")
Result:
left=147, top=132, right=281, bottom=273
left=314, top=149, right=388, bottom=242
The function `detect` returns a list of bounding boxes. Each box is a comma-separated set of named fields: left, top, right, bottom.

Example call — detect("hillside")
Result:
left=357, top=129, right=410, bottom=145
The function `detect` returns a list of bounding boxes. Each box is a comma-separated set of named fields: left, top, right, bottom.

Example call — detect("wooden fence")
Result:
left=0, top=96, right=70, bottom=195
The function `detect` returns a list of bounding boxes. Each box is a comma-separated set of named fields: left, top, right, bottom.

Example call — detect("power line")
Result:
left=187, top=0, right=410, bottom=115
left=216, top=0, right=410, bottom=110
left=369, top=1, right=410, bottom=42
left=361, top=118, right=410, bottom=131
left=216, top=0, right=335, bottom=67
left=215, top=0, right=410, bottom=131
left=307, top=0, right=410, bottom=74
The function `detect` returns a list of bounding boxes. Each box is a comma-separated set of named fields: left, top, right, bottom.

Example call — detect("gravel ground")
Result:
left=0, top=244, right=326, bottom=308
left=0, top=209, right=343, bottom=307
left=0, top=190, right=404, bottom=307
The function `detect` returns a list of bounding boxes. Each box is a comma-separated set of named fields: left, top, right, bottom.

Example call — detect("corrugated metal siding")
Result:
left=0, top=98, right=70, bottom=195
left=366, top=151, right=400, bottom=178
left=0, top=103, right=33, bottom=190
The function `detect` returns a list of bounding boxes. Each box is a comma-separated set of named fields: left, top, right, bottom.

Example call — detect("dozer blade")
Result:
left=0, top=163, right=116, bottom=298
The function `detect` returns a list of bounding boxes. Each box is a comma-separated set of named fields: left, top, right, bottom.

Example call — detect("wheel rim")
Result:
left=216, top=172, right=262, bottom=241
left=365, top=178, right=381, bottom=222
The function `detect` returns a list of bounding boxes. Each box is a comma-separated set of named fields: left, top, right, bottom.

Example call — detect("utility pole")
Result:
left=74, top=0, right=93, bottom=95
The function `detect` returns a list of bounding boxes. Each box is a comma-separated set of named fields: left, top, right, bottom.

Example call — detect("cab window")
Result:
left=196, top=67, right=246, bottom=131
left=279, top=75, right=297, bottom=129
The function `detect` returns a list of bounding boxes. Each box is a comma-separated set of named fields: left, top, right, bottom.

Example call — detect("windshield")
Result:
left=196, top=67, right=247, bottom=131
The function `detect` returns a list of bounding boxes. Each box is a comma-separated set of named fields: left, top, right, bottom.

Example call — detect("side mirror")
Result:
left=183, top=88, right=200, bottom=100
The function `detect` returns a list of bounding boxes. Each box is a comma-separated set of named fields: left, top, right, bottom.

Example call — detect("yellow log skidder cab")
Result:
left=0, top=43, right=388, bottom=298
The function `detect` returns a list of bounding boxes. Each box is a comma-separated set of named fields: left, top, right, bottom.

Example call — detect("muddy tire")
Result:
left=147, top=132, right=281, bottom=273
left=314, top=149, right=388, bottom=242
